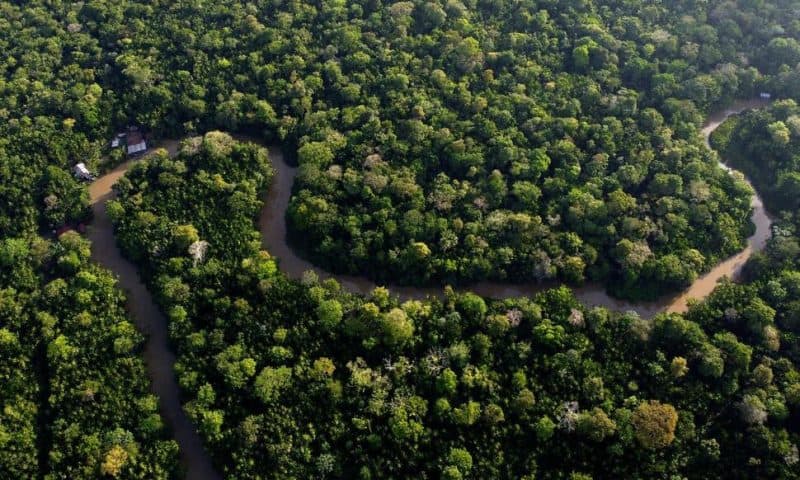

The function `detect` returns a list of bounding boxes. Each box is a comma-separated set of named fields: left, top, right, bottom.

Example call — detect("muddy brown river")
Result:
left=88, top=141, right=221, bottom=480
left=87, top=100, right=769, bottom=478
left=259, top=98, right=773, bottom=317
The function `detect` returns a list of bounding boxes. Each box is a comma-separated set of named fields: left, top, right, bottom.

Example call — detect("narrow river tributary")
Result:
left=87, top=99, right=770, bottom=478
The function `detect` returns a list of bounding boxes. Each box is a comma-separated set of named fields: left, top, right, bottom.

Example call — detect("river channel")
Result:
left=259, top=98, right=772, bottom=318
left=86, top=99, right=770, bottom=478
left=88, top=140, right=221, bottom=480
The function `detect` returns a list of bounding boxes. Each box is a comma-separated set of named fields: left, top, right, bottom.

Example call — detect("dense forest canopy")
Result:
left=711, top=99, right=800, bottom=350
left=1, top=0, right=800, bottom=479
left=110, top=0, right=771, bottom=297
left=712, top=98, right=800, bottom=219
left=6, top=0, right=800, bottom=297
left=0, top=233, right=179, bottom=478
left=108, top=133, right=800, bottom=479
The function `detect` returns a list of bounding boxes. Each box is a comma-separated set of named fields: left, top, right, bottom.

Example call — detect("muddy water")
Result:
left=84, top=100, right=770, bottom=478
left=661, top=98, right=773, bottom=314
left=87, top=141, right=221, bottom=480
left=259, top=146, right=672, bottom=315
left=259, top=99, right=772, bottom=317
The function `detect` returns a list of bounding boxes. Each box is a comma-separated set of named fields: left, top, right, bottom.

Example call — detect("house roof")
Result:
left=127, top=141, right=147, bottom=155
left=128, top=130, right=144, bottom=144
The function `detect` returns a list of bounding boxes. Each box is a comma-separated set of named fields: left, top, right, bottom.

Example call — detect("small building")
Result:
left=110, top=128, right=147, bottom=155
left=73, top=162, right=94, bottom=181
left=110, top=132, right=127, bottom=149
left=760, top=92, right=772, bottom=99
left=126, top=129, right=147, bottom=155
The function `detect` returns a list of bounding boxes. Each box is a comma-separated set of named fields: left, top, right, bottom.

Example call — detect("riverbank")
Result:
left=87, top=142, right=221, bottom=480
left=258, top=98, right=772, bottom=317
left=84, top=99, right=770, bottom=478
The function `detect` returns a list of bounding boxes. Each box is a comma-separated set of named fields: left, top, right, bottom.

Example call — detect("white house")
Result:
left=73, top=163, right=94, bottom=181
left=126, top=129, right=147, bottom=155
left=127, top=140, right=147, bottom=155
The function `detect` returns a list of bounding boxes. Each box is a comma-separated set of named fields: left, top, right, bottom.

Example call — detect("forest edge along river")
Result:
left=86, top=99, right=770, bottom=478
left=87, top=140, right=221, bottom=480
left=258, top=98, right=774, bottom=317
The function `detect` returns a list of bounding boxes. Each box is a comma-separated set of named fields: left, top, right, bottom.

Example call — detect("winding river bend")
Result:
left=259, top=98, right=773, bottom=317
left=88, top=141, right=221, bottom=480
left=86, top=100, right=769, bottom=478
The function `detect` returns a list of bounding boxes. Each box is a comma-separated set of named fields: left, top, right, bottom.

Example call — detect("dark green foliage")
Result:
left=261, top=0, right=760, bottom=297
left=110, top=137, right=800, bottom=479
left=3, top=0, right=787, bottom=298
left=111, top=132, right=273, bottom=268
left=0, top=234, right=179, bottom=478
left=0, top=257, right=40, bottom=478
left=711, top=99, right=800, bottom=358
left=2, top=0, right=800, bottom=478
left=712, top=99, right=800, bottom=216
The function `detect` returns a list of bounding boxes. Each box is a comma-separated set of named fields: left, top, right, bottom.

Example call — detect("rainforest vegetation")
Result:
left=1, top=0, right=800, bottom=478
left=711, top=98, right=800, bottom=220
left=109, top=132, right=800, bottom=479
left=0, top=233, right=180, bottom=478
left=7, top=0, right=800, bottom=297
left=710, top=98, right=800, bottom=354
